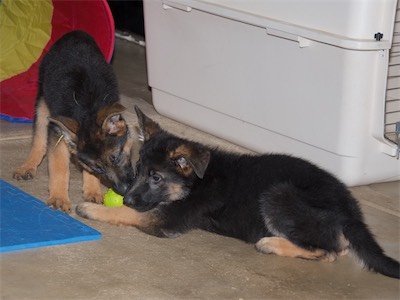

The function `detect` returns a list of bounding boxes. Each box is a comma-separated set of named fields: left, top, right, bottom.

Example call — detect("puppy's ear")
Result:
left=48, top=117, right=79, bottom=153
left=96, top=102, right=127, bottom=136
left=169, top=144, right=211, bottom=179
left=135, top=105, right=161, bottom=141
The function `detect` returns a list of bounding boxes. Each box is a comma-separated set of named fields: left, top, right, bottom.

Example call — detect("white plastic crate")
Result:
left=143, top=0, right=400, bottom=186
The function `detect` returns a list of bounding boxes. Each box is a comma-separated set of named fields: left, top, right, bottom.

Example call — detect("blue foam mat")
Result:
left=0, top=179, right=101, bottom=253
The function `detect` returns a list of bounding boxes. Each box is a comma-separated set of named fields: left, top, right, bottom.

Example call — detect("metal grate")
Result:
left=384, top=7, right=400, bottom=145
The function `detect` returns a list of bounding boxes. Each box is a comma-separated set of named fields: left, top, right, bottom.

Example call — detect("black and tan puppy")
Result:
left=77, top=107, right=399, bottom=279
left=14, top=31, right=135, bottom=212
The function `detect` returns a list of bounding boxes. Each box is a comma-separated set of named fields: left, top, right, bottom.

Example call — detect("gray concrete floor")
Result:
left=1, top=38, right=399, bottom=299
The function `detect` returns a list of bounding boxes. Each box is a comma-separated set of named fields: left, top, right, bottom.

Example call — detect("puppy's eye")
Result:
left=109, top=152, right=122, bottom=165
left=92, top=164, right=106, bottom=174
left=152, top=174, right=161, bottom=183
left=110, top=154, right=117, bottom=163
left=149, top=170, right=162, bottom=184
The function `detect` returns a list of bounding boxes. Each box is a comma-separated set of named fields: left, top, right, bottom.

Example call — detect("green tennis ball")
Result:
left=104, top=188, right=124, bottom=207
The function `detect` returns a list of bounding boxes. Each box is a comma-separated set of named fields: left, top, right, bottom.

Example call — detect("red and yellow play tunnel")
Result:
left=0, top=0, right=115, bottom=122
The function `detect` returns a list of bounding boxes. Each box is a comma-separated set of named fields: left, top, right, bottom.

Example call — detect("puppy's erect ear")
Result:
left=169, top=144, right=211, bottom=179
left=96, top=102, right=127, bottom=136
left=48, top=117, right=79, bottom=153
left=135, top=105, right=161, bottom=141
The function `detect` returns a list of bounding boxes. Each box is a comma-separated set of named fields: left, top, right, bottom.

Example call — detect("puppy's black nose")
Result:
left=113, top=183, right=129, bottom=196
left=113, top=171, right=136, bottom=196
left=122, top=193, right=135, bottom=206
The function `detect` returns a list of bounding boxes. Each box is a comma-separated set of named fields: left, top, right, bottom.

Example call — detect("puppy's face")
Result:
left=49, top=102, right=135, bottom=195
left=123, top=107, right=210, bottom=212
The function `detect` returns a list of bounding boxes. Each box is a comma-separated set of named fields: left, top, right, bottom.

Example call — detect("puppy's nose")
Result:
left=122, top=193, right=135, bottom=206
left=113, top=183, right=129, bottom=196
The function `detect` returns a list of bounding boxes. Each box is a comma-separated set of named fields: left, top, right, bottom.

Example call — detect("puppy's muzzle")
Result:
left=113, top=182, right=130, bottom=196
left=123, top=193, right=158, bottom=212
left=112, top=168, right=136, bottom=196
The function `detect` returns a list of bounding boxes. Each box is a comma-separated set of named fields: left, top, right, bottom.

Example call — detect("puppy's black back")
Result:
left=38, top=30, right=119, bottom=119
left=171, top=151, right=353, bottom=243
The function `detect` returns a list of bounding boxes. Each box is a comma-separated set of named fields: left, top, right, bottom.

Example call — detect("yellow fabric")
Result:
left=0, top=0, right=53, bottom=81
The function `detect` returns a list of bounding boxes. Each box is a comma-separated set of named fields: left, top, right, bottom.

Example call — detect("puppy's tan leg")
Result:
left=14, top=99, right=49, bottom=180
left=82, top=170, right=103, bottom=203
left=47, top=137, right=71, bottom=212
left=76, top=202, right=159, bottom=228
left=256, top=237, right=337, bottom=262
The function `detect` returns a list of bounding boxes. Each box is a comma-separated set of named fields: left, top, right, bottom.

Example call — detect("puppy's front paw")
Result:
left=47, top=197, right=71, bottom=213
left=83, top=190, right=103, bottom=204
left=13, top=166, right=37, bottom=180
left=76, top=202, right=104, bottom=220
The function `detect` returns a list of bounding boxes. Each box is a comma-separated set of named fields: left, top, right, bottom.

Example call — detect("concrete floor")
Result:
left=1, top=38, right=399, bottom=299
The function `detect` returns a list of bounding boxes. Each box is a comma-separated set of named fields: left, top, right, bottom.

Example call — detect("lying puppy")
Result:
left=77, top=106, right=399, bottom=279
left=14, top=30, right=135, bottom=212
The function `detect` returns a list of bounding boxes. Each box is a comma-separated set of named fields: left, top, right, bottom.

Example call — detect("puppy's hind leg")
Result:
left=14, top=99, right=49, bottom=180
left=256, top=237, right=337, bottom=262
left=83, top=170, right=104, bottom=204
left=47, top=132, right=71, bottom=212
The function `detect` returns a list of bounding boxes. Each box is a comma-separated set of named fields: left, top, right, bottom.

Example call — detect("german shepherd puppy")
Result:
left=14, top=31, right=135, bottom=212
left=77, top=107, right=399, bottom=279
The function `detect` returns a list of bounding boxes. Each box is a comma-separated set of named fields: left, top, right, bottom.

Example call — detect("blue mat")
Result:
left=0, top=180, right=101, bottom=253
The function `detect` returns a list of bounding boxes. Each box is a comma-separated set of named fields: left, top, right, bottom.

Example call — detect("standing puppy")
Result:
left=14, top=31, right=135, bottom=212
left=77, top=107, right=399, bottom=279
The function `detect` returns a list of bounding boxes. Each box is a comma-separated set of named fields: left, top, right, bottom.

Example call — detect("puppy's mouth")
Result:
left=123, top=195, right=159, bottom=212
left=111, top=183, right=130, bottom=196
left=107, top=170, right=136, bottom=196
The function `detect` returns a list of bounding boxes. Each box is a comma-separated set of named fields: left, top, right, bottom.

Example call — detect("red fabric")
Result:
left=0, top=0, right=115, bottom=122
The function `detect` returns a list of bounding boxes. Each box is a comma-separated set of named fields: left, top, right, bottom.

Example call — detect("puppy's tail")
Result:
left=343, top=220, right=399, bottom=279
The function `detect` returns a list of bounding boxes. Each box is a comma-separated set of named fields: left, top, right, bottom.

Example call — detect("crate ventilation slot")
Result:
left=385, top=7, right=400, bottom=146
